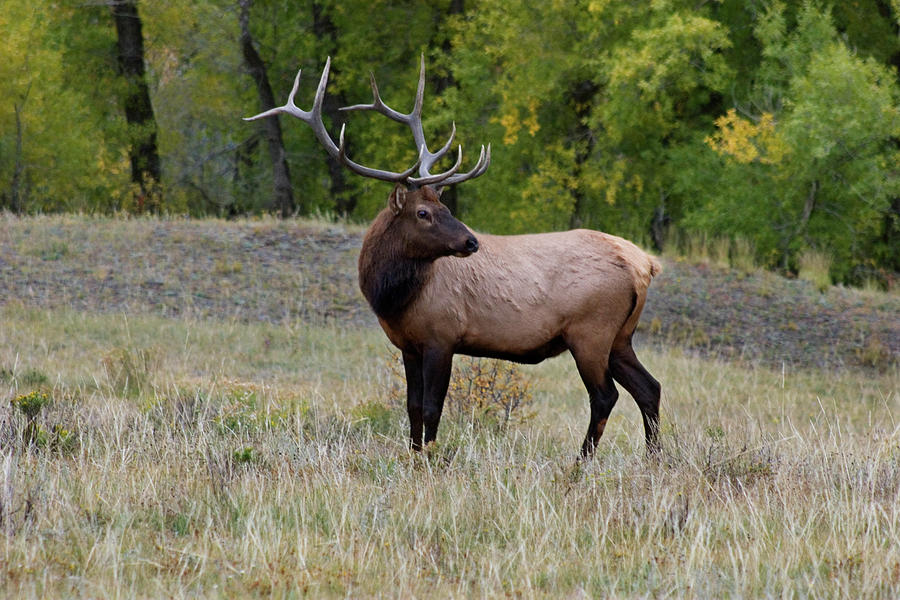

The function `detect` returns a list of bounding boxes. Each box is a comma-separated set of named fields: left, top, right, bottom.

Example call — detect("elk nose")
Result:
left=465, top=236, right=479, bottom=253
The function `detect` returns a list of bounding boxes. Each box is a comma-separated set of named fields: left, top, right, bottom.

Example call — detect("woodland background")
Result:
left=1, top=0, right=899, bottom=285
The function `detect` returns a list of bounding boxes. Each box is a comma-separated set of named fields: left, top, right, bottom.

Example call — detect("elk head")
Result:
left=385, top=184, right=479, bottom=259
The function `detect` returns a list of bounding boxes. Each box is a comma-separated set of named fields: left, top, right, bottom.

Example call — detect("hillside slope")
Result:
left=0, top=216, right=896, bottom=372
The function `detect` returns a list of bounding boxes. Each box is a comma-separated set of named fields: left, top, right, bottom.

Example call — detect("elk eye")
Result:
left=416, top=209, right=429, bottom=220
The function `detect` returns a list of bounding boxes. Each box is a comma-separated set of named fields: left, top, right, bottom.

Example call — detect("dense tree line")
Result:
left=1, top=1, right=898, bottom=284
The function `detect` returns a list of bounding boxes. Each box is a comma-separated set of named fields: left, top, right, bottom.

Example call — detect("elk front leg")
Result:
left=568, top=335, right=619, bottom=458
left=580, top=371, right=620, bottom=458
left=402, top=350, right=425, bottom=451
left=421, top=347, right=453, bottom=447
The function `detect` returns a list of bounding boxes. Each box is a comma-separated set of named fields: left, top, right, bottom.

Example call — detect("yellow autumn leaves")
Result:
left=706, top=109, right=789, bottom=165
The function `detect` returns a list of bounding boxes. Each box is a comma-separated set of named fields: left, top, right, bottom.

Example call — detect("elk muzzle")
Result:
left=452, top=233, right=479, bottom=257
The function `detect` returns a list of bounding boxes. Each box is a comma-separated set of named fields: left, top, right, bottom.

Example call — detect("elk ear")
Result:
left=388, top=184, right=407, bottom=215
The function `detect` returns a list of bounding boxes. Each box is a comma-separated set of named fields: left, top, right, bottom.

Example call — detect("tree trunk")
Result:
left=231, top=133, right=260, bottom=217
left=782, top=179, right=819, bottom=270
left=110, top=0, right=161, bottom=210
left=651, top=191, right=671, bottom=251
left=239, top=0, right=296, bottom=217
left=885, top=196, right=900, bottom=272
left=429, top=0, right=465, bottom=215
left=568, top=79, right=599, bottom=229
left=312, top=1, right=353, bottom=216
left=794, top=179, right=818, bottom=240
left=10, top=101, right=26, bottom=213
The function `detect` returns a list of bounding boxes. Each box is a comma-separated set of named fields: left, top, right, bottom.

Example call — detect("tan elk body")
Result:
left=247, top=57, right=662, bottom=456
left=365, top=193, right=659, bottom=364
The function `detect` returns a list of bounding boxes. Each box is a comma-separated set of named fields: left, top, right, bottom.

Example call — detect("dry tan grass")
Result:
left=1, top=304, right=898, bottom=598
left=798, top=248, right=833, bottom=292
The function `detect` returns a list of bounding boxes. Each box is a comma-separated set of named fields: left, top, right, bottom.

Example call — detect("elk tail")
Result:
left=649, top=255, right=662, bottom=278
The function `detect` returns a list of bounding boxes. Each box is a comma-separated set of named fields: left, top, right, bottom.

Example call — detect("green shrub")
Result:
left=0, top=367, right=50, bottom=387
left=384, top=352, right=535, bottom=431
left=232, top=446, right=256, bottom=465
left=11, top=390, right=51, bottom=445
left=350, top=401, right=396, bottom=436
left=448, top=358, right=535, bottom=428
left=11, top=389, right=51, bottom=420
left=213, top=381, right=289, bottom=435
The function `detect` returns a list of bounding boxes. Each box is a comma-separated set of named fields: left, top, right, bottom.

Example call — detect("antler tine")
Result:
left=422, top=121, right=456, bottom=168
left=340, top=72, right=409, bottom=124
left=410, top=144, right=464, bottom=186
left=243, top=67, right=305, bottom=121
left=244, top=57, right=340, bottom=157
left=339, top=58, right=426, bottom=145
left=412, top=53, right=426, bottom=120
left=434, top=122, right=457, bottom=159
left=412, top=121, right=460, bottom=184
left=337, top=124, right=424, bottom=182
left=306, top=57, right=341, bottom=156
left=338, top=55, right=450, bottom=184
left=441, top=143, right=492, bottom=187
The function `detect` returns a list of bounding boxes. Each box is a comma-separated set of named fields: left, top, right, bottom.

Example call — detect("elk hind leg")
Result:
left=610, top=341, right=661, bottom=454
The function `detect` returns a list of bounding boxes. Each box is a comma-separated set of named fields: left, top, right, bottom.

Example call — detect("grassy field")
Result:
left=1, top=217, right=898, bottom=598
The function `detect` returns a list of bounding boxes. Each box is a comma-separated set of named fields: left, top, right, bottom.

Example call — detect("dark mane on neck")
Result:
left=358, top=209, right=432, bottom=320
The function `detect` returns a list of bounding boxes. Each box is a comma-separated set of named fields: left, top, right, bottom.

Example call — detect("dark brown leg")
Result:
left=567, top=336, right=619, bottom=458
left=402, top=350, right=424, bottom=451
left=421, top=347, right=453, bottom=446
left=610, top=343, right=661, bottom=454
left=579, top=371, right=619, bottom=458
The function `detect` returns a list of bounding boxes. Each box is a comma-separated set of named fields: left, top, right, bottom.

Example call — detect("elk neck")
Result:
left=358, top=209, right=434, bottom=321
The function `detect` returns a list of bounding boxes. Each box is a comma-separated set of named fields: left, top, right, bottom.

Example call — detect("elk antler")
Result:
left=244, top=56, right=490, bottom=188
left=341, top=55, right=491, bottom=187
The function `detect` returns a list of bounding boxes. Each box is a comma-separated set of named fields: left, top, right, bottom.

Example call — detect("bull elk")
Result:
left=246, top=57, right=662, bottom=457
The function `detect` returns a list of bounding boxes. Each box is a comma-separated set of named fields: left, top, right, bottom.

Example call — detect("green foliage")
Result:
left=231, top=446, right=256, bottom=465
left=678, top=2, right=900, bottom=283
left=9, top=384, right=80, bottom=452
left=11, top=389, right=51, bottom=446
left=0, top=4, right=127, bottom=212
left=0, top=366, right=49, bottom=387
left=0, top=0, right=897, bottom=283
left=350, top=400, right=396, bottom=436
left=11, top=389, right=51, bottom=420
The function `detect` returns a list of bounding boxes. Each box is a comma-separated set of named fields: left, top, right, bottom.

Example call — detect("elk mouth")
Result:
left=452, top=235, right=479, bottom=257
